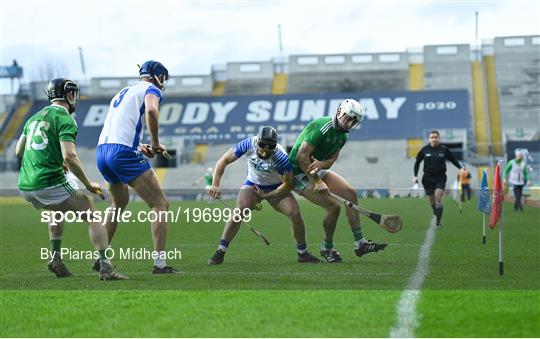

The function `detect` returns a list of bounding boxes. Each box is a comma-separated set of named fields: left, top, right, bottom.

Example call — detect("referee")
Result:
left=413, top=130, right=463, bottom=228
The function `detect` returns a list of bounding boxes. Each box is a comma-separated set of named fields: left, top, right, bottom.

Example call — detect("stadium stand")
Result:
left=493, top=36, right=540, bottom=137
left=89, top=75, right=213, bottom=98
left=222, top=61, right=274, bottom=95
left=287, top=53, right=409, bottom=94
left=1, top=34, right=538, bottom=194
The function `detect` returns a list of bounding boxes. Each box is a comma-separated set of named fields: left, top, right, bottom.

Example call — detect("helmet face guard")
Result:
left=256, top=126, right=278, bottom=159
left=335, top=99, right=365, bottom=132
left=47, top=78, right=80, bottom=113
left=139, top=60, right=170, bottom=90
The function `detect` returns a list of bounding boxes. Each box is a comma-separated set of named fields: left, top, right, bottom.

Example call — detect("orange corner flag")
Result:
left=489, top=163, right=504, bottom=229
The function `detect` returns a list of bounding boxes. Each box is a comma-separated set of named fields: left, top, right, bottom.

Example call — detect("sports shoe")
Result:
left=320, top=248, right=343, bottom=263
left=435, top=222, right=443, bottom=229
left=152, top=266, right=179, bottom=274
left=47, top=258, right=73, bottom=278
left=354, top=240, right=387, bottom=257
left=91, top=259, right=100, bottom=272
left=297, top=251, right=321, bottom=263
left=99, top=261, right=129, bottom=281
left=208, top=249, right=226, bottom=265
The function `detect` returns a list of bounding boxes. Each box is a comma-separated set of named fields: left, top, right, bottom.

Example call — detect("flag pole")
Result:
left=499, top=211, right=504, bottom=275
left=498, top=160, right=504, bottom=276
left=482, top=212, right=486, bottom=244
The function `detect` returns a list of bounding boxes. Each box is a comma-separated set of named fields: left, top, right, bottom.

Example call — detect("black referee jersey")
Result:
left=414, top=144, right=462, bottom=178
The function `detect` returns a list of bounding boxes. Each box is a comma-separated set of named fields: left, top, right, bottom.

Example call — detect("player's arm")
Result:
left=503, top=161, right=512, bottom=181
left=254, top=171, right=294, bottom=201
left=297, top=142, right=320, bottom=180
left=144, top=93, right=165, bottom=153
left=413, top=149, right=424, bottom=183
left=60, top=141, right=102, bottom=195
left=445, top=147, right=462, bottom=169
left=15, top=134, right=26, bottom=158
left=297, top=141, right=328, bottom=193
left=208, top=148, right=239, bottom=199
left=307, top=149, right=340, bottom=173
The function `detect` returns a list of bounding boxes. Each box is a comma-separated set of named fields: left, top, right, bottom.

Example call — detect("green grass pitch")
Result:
left=1, top=197, right=539, bottom=337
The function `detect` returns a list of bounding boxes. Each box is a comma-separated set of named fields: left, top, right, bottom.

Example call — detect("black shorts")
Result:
left=422, top=174, right=447, bottom=195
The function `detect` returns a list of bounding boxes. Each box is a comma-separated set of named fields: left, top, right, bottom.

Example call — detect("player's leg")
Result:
left=48, top=219, right=64, bottom=258
left=91, top=182, right=129, bottom=272
left=268, top=193, right=320, bottom=263
left=513, top=185, right=524, bottom=212
left=129, top=169, right=176, bottom=273
left=46, top=220, right=73, bottom=278
left=465, top=184, right=472, bottom=201
left=208, top=186, right=259, bottom=265
left=321, top=171, right=387, bottom=257
left=422, top=175, right=437, bottom=216
left=103, top=182, right=130, bottom=243
left=300, top=185, right=342, bottom=262
left=433, top=187, right=445, bottom=227
left=49, top=192, right=128, bottom=280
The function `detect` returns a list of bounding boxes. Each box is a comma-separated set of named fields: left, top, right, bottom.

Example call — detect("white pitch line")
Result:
left=389, top=217, right=437, bottom=338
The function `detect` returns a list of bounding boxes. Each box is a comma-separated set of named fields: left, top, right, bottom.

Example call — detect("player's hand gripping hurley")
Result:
left=144, top=144, right=172, bottom=160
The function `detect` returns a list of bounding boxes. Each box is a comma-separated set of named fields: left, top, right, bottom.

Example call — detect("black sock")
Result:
left=435, top=206, right=443, bottom=224
left=431, top=204, right=436, bottom=215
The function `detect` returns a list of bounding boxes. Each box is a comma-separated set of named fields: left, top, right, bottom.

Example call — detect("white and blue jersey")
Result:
left=233, top=137, right=292, bottom=190
left=98, top=81, right=162, bottom=148
left=96, top=81, right=162, bottom=184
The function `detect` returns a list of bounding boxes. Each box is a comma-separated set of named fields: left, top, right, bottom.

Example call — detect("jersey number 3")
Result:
left=113, top=88, right=129, bottom=108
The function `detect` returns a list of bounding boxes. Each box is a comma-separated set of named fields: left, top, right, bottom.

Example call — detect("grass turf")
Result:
left=1, top=197, right=539, bottom=337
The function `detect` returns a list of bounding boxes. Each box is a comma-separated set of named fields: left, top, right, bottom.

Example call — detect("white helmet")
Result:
left=335, top=99, right=365, bottom=131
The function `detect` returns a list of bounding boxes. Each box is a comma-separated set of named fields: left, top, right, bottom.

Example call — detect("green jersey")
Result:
left=204, top=174, right=213, bottom=186
left=289, top=117, right=348, bottom=175
left=18, top=105, right=78, bottom=190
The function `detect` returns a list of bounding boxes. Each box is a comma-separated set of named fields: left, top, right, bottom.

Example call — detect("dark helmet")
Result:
left=47, top=78, right=80, bottom=113
left=138, top=60, right=170, bottom=90
left=256, top=126, right=277, bottom=151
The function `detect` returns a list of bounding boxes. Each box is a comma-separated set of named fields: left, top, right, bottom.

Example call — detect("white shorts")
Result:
left=293, top=169, right=331, bottom=194
left=19, top=181, right=77, bottom=209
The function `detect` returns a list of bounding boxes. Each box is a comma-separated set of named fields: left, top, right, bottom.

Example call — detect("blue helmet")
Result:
left=138, top=60, right=170, bottom=89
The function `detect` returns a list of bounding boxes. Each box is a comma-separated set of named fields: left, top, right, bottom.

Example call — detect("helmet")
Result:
left=47, top=78, right=80, bottom=113
left=256, top=126, right=277, bottom=151
left=139, top=60, right=170, bottom=90
left=335, top=99, right=365, bottom=131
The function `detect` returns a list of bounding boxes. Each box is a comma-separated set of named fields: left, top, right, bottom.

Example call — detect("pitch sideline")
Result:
left=389, top=217, right=437, bottom=338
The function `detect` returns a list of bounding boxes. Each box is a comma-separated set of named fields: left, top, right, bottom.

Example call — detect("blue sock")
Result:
left=297, top=243, right=307, bottom=254
left=218, top=239, right=229, bottom=252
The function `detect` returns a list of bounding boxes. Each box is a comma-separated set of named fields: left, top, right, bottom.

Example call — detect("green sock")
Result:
left=352, top=228, right=364, bottom=242
left=51, top=239, right=61, bottom=254
left=322, top=241, right=333, bottom=250
left=98, top=249, right=107, bottom=260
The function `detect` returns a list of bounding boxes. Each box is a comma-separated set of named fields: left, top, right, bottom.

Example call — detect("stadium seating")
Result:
left=287, top=53, right=408, bottom=94
left=222, top=61, right=274, bottom=95
left=493, top=36, right=540, bottom=134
